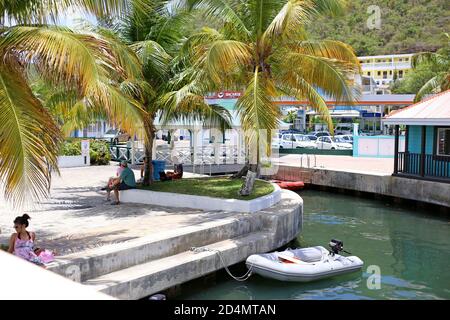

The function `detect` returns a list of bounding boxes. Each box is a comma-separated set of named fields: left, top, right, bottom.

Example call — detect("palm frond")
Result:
left=278, top=76, right=333, bottom=132
left=1, top=26, right=111, bottom=94
left=0, top=63, right=61, bottom=208
left=263, top=0, right=314, bottom=42
left=275, top=50, right=359, bottom=103
left=290, top=39, right=360, bottom=66
left=235, top=67, right=280, bottom=153
left=130, top=40, right=172, bottom=84
left=414, top=75, right=444, bottom=103
left=86, top=79, right=146, bottom=135
left=309, top=0, right=345, bottom=15
left=159, top=92, right=232, bottom=130
left=189, top=0, right=252, bottom=38
left=203, top=39, right=252, bottom=84
left=82, top=24, right=144, bottom=80
left=412, top=52, right=446, bottom=69
left=1, top=0, right=152, bottom=25
left=180, top=27, right=224, bottom=58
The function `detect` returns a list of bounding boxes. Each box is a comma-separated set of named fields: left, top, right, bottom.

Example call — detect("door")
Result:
left=317, top=136, right=333, bottom=149
left=281, top=134, right=293, bottom=148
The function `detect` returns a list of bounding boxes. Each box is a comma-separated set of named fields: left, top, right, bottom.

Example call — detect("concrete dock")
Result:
left=0, top=165, right=302, bottom=300
left=273, top=164, right=450, bottom=208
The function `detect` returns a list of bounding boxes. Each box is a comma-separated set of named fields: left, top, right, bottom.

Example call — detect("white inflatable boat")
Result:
left=246, top=245, right=363, bottom=282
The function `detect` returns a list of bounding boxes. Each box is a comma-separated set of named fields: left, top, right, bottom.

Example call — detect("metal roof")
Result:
left=383, top=90, right=450, bottom=125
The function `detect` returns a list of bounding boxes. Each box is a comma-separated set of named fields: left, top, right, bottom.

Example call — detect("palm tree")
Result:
left=0, top=1, right=149, bottom=207
left=283, top=110, right=297, bottom=124
left=166, top=0, right=360, bottom=179
left=412, top=33, right=450, bottom=102
left=97, top=0, right=232, bottom=185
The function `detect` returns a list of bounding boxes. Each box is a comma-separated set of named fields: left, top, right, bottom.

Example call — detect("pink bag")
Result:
left=38, top=250, right=55, bottom=263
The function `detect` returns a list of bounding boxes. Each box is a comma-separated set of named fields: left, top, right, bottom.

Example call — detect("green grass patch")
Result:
left=138, top=177, right=274, bottom=200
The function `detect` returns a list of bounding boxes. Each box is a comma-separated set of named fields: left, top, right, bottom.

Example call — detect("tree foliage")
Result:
left=308, top=0, right=449, bottom=56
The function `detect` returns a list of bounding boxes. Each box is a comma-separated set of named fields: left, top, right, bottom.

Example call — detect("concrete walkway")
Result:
left=277, top=154, right=394, bottom=174
left=0, top=165, right=214, bottom=255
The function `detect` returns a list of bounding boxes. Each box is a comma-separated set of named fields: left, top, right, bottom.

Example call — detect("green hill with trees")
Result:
left=308, top=0, right=449, bottom=56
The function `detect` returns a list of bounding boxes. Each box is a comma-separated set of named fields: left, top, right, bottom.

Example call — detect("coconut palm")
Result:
left=412, top=33, right=450, bottom=102
left=0, top=1, right=149, bottom=207
left=165, top=0, right=360, bottom=178
left=93, top=0, right=232, bottom=185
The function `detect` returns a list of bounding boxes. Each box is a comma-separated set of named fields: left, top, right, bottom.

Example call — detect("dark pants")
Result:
left=115, top=182, right=135, bottom=190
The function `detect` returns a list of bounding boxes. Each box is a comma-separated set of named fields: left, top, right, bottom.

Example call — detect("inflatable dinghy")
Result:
left=246, top=245, right=363, bottom=282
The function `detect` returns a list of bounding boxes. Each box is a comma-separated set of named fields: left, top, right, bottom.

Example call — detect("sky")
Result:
left=56, top=7, right=97, bottom=28
left=3, top=5, right=97, bottom=28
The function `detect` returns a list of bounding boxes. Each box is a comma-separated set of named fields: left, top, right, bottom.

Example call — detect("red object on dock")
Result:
left=273, top=180, right=305, bottom=191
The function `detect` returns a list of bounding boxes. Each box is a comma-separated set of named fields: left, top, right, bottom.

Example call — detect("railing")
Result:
left=397, top=152, right=450, bottom=179
left=109, top=144, right=244, bottom=165
left=361, top=62, right=411, bottom=69
left=109, top=145, right=131, bottom=162
left=300, top=154, right=316, bottom=169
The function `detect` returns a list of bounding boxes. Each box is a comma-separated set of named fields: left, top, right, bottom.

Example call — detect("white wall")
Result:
left=58, top=155, right=90, bottom=168
left=354, top=135, right=405, bottom=158
left=0, top=251, right=114, bottom=300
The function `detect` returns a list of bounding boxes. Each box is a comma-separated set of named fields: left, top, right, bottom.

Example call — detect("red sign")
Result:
left=206, top=91, right=242, bottom=99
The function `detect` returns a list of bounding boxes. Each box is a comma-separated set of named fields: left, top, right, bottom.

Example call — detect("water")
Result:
left=178, top=190, right=450, bottom=300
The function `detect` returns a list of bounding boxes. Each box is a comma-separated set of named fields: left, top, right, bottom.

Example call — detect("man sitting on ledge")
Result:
left=106, top=160, right=136, bottom=205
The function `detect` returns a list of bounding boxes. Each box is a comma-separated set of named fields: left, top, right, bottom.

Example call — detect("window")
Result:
left=383, top=71, right=388, bottom=79
left=367, top=71, right=371, bottom=76
left=437, top=128, right=450, bottom=156
left=377, top=71, right=381, bottom=76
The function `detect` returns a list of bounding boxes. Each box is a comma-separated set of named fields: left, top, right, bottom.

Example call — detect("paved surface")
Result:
left=0, top=165, right=216, bottom=255
left=0, top=155, right=394, bottom=255
left=277, top=154, right=394, bottom=174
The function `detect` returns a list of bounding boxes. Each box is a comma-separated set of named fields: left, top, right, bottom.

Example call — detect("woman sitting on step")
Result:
left=7, top=214, right=54, bottom=266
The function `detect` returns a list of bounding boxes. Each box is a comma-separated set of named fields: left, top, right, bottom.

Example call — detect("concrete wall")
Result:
left=0, top=251, right=114, bottom=300
left=274, top=165, right=450, bottom=208
left=48, top=190, right=303, bottom=299
left=120, top=183, right=281, bottom=213
left=58, top=155, right=90, bottom=168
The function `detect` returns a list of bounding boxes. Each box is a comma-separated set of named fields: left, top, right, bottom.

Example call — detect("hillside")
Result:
left=308, top=0, right=449, bottom=56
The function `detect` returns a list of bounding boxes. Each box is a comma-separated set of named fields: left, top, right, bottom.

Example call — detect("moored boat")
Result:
left=246, top=241, right=363, bottom=282
left=273, top=180, right=304, bottom=191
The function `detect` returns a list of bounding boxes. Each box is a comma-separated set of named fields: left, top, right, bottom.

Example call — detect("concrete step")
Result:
left=47, top=214, right=264, bottom=282
left=83, top=231, right=276, bottom=300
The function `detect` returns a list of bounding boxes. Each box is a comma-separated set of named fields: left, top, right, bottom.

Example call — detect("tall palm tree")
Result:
left=165, top=0, right=360, bottom=177
left=412, top=33, right=450, bottom=102
left=0, top=1, right=149, bottom=207
left=98, top=0, right=232, bottom=185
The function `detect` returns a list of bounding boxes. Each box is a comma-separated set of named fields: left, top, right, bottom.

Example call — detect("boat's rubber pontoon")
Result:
left=246, top=246, right=363, bottom=282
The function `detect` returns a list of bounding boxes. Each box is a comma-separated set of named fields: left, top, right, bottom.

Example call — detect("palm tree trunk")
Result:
left=142, top=113, right=155, bottom=186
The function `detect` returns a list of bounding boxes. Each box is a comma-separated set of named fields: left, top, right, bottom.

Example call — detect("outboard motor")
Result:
left=329, top=239, right=351, bottom=256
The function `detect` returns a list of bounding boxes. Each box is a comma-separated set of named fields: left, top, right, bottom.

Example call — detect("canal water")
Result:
left=178, top=190, right=450, bottom=300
